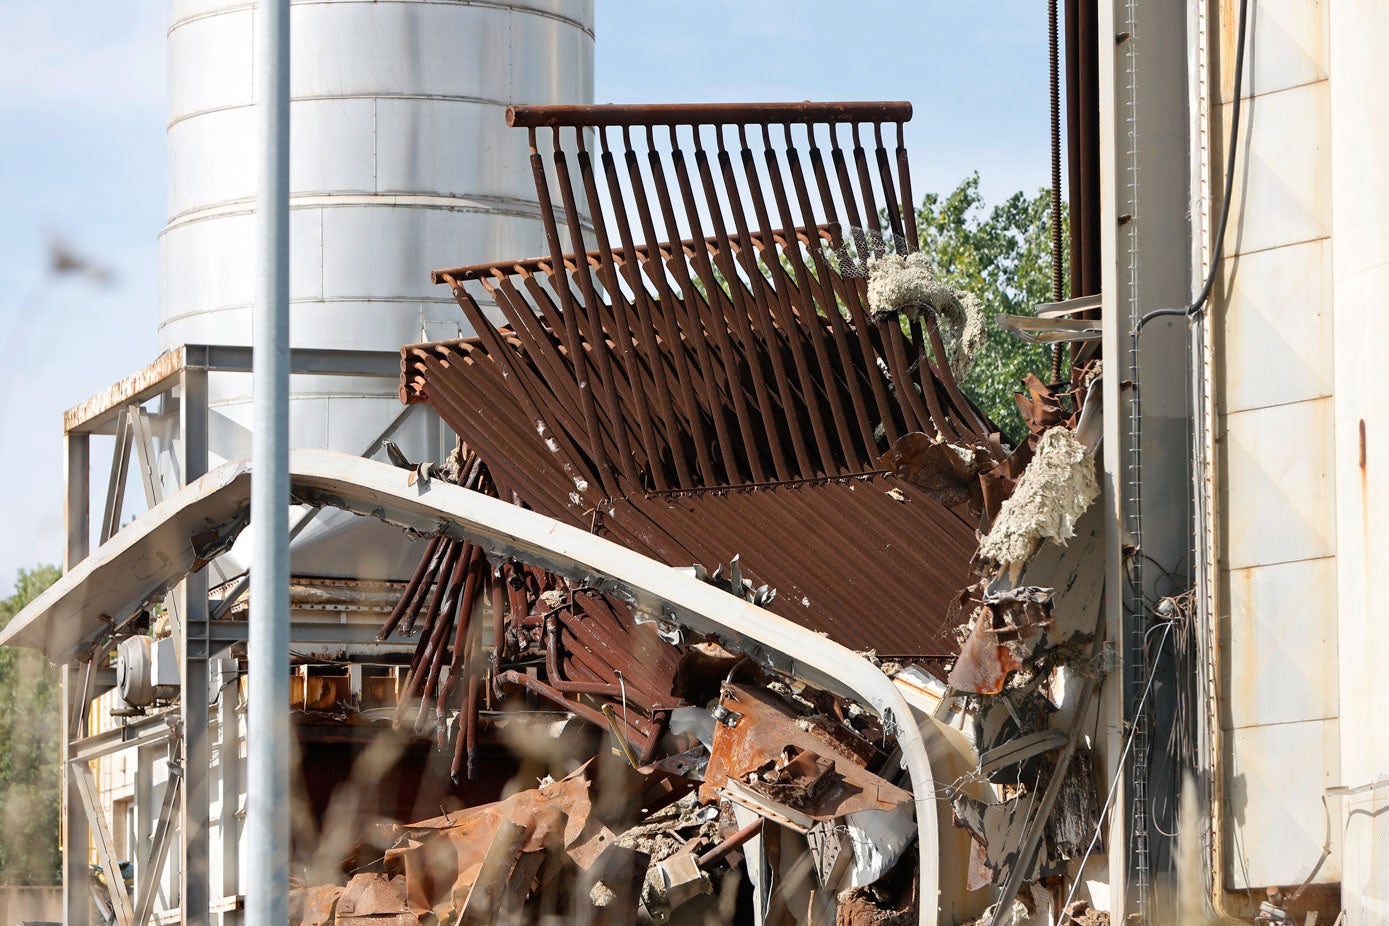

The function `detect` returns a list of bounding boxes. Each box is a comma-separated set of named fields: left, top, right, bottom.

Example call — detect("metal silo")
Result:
left=160, top=0, right=594, bottom=578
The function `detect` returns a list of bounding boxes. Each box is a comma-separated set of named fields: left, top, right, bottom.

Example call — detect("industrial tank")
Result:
left=159, top=0, right=594, bottom=578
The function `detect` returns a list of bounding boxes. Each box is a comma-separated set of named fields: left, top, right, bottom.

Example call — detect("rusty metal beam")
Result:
left=507, top=100, right=913, bottom=127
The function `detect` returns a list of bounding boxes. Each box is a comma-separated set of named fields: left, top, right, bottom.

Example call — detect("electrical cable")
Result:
left=1137, top=0, right=1250, bottom=330
left=1057, top=620, right=1175, bottom=922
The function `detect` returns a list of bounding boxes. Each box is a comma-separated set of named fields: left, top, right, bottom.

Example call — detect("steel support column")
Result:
left=216, top=651, right=242, bottom=921
left=1099, top=0, right=1196, bottom=920
left=178, top=367, right=211, bottom=926
left=66, top=432, right=89, bottom=568
left=62, top=664, right=92, bottom=926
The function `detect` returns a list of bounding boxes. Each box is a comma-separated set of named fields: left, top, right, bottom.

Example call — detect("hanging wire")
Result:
left=1136, top=0, right=1251, bottom=329
left=1057, top=620, right=1177, bottom=920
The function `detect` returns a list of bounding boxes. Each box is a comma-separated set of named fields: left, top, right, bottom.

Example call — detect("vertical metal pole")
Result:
left=134, top=744, right=155, bottom=898
left=65, top=432, right=90, bottom=571
left=248, top=0, right=291, bottom=923
left=62, top=665, right=91, bottom=926
left=63, top=432, right=92, bottom=926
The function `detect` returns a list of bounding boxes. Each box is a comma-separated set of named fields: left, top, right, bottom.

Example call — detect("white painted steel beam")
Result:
left=72, top=760, right=135, bottom=926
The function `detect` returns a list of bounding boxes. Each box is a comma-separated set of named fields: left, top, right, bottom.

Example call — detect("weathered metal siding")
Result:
left=1211, top=0, right=1341, bottom=891
left=1328, top=1, right=1389, bottom=921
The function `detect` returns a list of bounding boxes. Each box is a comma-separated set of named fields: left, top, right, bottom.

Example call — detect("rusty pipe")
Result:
left=376, top=534, right=441, bottom=640
left=697, top=817, right=764, bottom=868
left=507, top=101, right=912, bottom=128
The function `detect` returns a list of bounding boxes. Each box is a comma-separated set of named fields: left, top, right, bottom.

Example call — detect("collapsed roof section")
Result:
left=0, top=449, right=957, bottom=925
left=401, top=101, right=1000, bottom=656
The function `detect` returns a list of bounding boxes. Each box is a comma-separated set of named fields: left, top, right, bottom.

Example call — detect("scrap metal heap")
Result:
left=286, top=102, right=1107, bottom=926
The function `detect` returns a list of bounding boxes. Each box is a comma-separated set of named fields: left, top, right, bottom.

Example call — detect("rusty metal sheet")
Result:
left=396, top=342, right=979, bottom=653
left=457, top=818, right=529, bottom=925
left=946, top=586, right=1054, bottom=695
left=334, top=874, right=418, bottom=926
left=947, top=616, right=1021, bottom=696
left=385, top=770, right=593, bottom=917
left=291, top=884, right=343, bottom=926
left=881, top=432, right=991, bottom=515
left=700, top=683, right=910, bottom=821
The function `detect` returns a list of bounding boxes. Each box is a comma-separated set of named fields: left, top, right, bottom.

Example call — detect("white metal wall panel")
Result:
left=166, top=107, right=256, bottom=220
left=161, top=207, right=328, bottom=337
left=1221, top=396, right=1336, bottom=572
left=1228, top=719, right=1341, bottom=884
left=1214, top=0, right=1339, bottom=893
left=1329, top=0, right=1389, bottom=919
left=169, top=0, right=247, bottom=27
left=373, top=99, right=539, bottom=201
left=167, top=9, right=254, bottom=122
left=1224, top=556, right=1339, bottom=729
left=288, top=4, right=512, bottom=102
left=1217, top=0, right=1326, bottom=101
left=1215, top=238, right=1332, bottom=415
left=1218, top=79, right=1330, bottom=257
left=518, top=0, right=594, bottom=25
left=288, top=98, right=378, bottom=194
left=318, top=205, right=548, bottom=301
left=510, top=11, right=596, bottom=104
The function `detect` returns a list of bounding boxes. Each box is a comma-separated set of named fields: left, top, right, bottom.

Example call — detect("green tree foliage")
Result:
left=0, top=564, right=62, bottom=883
left=915, top=173, right=1066, bottom=443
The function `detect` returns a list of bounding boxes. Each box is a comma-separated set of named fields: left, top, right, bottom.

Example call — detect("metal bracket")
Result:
left=101, top=406, right=134, bottom=544
left=711, top=705, right=742, bottom=727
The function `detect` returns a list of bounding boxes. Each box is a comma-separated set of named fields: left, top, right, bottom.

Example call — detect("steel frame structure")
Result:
left=58, top=344, right=428, bottom=926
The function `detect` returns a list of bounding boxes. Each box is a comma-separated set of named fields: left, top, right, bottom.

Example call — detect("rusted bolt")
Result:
left=1117, top=31, right=1132, bottom=43
left=1118, top=213, right=1134, bottom=225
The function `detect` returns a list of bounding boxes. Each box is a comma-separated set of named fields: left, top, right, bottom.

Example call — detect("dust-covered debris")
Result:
left=866, top=251, right=986, bottom=377
left=976, top=426, right=1099, bottom=573
left=590, top=880, right=616, bottom=907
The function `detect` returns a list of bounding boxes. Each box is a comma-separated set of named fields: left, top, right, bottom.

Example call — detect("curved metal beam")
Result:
left=2, top=450, right=945, bottom=925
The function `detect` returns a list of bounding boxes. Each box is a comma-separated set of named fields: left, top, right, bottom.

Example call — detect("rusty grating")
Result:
left=429, top=100, right=994, bottom=494
left=399, top=101, right=999, bottom=656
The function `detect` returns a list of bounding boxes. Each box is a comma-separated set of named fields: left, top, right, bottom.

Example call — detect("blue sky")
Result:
left=0, top=0, right=1052, bottom=594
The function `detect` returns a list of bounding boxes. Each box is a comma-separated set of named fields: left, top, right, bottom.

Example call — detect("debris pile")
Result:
left=296, top=100, right=1114, bottom=925
left=287, top=657, right=922, bottom=926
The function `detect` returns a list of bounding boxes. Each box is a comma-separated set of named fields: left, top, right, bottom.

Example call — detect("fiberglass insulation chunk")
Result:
left=866, top=251, right=985, bottom=377
left=977, top=426, right=1099, bottom=569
